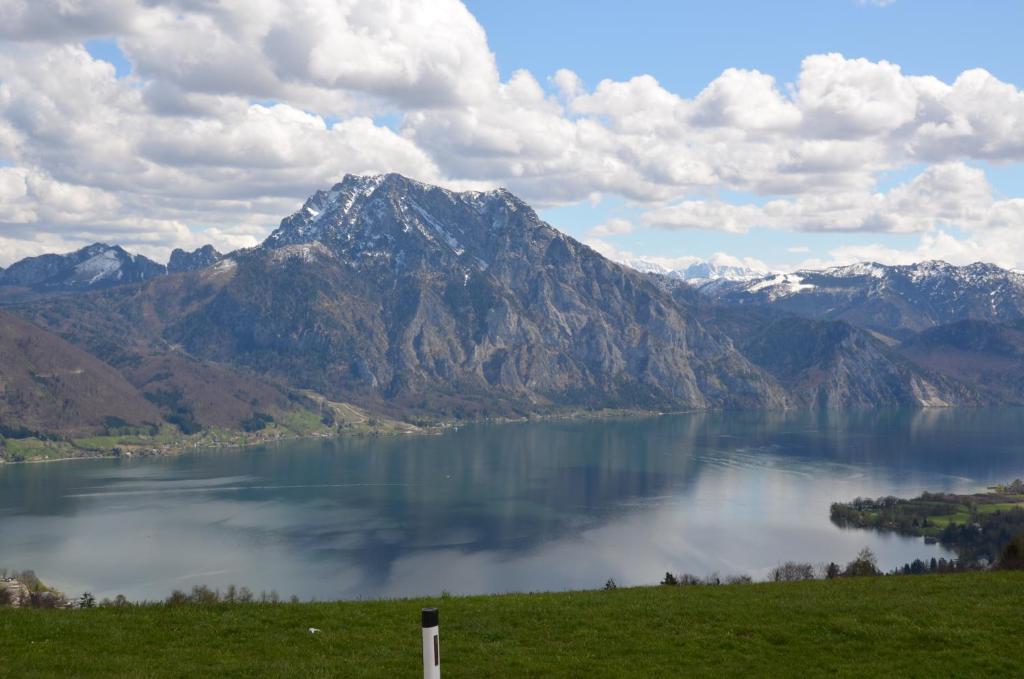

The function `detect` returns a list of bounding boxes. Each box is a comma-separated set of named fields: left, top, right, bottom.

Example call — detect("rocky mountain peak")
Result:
left=261, top=174, right=547, bottom=276
left=168, top=245, right=224, bottom=273
left=0, top=242, right=165, bottom=291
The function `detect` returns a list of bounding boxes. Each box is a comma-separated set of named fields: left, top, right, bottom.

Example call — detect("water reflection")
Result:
left=1, top=409, right=1022, bottom=600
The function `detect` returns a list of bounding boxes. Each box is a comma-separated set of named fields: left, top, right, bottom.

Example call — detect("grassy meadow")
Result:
left=3, top=572, right=1024, bottom=678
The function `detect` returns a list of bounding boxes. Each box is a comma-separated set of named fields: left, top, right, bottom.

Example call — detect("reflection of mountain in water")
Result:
left=2, top=409, right=1024, bottom=598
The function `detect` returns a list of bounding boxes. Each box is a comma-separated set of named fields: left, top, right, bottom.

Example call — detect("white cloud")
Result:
left=588, top=218, right=635, bottom=237
left=795, top=227, right=1024, bottom=273
left=1, top=2, right=1023, bottom=269
left=0, top=0, right=138, bottom=41
left=642, top=162, right=1024, bottom=236
left=0, top=42, right=442, bottom=265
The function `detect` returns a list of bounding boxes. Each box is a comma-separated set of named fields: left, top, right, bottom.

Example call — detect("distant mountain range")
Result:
left=623, top=258, right=765, bottom=287
left=1, top=174, right=1022, bottom=443
left=0, top=243, right=165, bottom=292
left=693, top=261, right=1024, bottom=340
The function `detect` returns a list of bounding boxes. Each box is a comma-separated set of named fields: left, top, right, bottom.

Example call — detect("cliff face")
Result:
left=169, top=174, right=788, bottom=416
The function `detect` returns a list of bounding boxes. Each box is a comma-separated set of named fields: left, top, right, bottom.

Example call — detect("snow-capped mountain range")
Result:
left=623, top=258, right=766, bottom=286
left=701, top=260, right=1024, bottom=339
left=0, top=243, right=166, bottom=291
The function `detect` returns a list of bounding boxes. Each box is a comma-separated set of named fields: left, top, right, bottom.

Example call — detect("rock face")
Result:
left=897, top=320, right=1024, bottom=404
left=703, top=261, right=1024, bottom=340
left=734, top=315, right=970, bottom=408
left=172, top=174, right=788, bottom=416
left=0, top=243, right=165, bottom=291
left=168, top=245, right=223, bottom=273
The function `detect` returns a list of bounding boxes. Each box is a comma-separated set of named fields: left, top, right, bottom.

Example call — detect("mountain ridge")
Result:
left=0, top=174, right=1006, bottom=444
left=695, top=259, right=1024, bottom=339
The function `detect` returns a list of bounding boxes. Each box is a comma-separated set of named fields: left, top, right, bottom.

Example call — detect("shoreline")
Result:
left=0, top=407, right=667, bottom=466
left=7, top=403, right=1008, bottom=467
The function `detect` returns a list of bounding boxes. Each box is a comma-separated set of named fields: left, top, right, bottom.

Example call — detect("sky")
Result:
left=1, top=1, right=1023, bottom=272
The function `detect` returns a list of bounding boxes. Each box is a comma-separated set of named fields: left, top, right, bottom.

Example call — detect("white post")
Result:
left=421, top=607, right=440, bottom=679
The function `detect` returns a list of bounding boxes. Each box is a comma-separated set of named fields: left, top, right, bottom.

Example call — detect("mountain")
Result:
left=897, top=319, right=1024, bottom=404
left=0, top=243, right=166, bottom=292
left=168, top=245, right=223, bottom=273
left=0, top=309, right=162, bottom=436
left=3, top=175, right=981, bottom=430
left=676, top=261, right=767, bottom=286
left=734, top=315, right=969, bottom=408
left=169, top=173, right=790, bottom=416
left=685, top=301, right=971, bottom=408
left=623, top=258, right=765, bottom=287
left=703, top=261, right=1024, bottom=340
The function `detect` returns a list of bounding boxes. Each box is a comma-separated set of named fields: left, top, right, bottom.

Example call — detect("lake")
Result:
left=2, top=408, right=1023, bottom=601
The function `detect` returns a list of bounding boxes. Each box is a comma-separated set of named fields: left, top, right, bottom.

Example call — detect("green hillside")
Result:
left=4, top=572, right=1024, bottom=677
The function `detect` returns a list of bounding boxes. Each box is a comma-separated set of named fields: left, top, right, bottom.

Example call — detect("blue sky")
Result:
left=465, top=0, right=1024, bottom=269
left=468, top=1, right=1024, bottom=89
left=5, top=1, right=1024, bottom=270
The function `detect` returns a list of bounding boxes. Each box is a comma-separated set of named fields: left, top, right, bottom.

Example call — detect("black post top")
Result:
left=421, top=607, right=439, bottom=628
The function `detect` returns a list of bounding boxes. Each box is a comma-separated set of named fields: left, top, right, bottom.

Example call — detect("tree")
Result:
left=843, top=547, right=880, bottom=577
left=825, top=562, right=841, bottom=579
left=769, top=562, right=815, bottom=582
left=604, top=578, right=618, bottom=590
left=79, top=592, right=96, bottom=608
left=660, top=572, right=678, bottom=586
left=997, top=534, right=1024, bottom=570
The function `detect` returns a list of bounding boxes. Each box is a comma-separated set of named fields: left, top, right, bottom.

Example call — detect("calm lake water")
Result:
left=2, top=409, right=1023, bottom=601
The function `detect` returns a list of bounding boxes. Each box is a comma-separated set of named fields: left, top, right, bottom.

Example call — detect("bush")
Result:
left=997, top=534, right=1024, bottom=570
left=769, top=562, right=816, bottom=582
left=167, top=412, right=202, bottom=435
left=843, top=548, right=881, bottom=577
left=242, top=412, right=275, bottom=432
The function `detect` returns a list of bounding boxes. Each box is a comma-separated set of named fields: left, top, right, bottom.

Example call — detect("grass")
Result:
left=926, top=511, right=973, bottom=528
left=4, top=573, right=1024, bottom=677
left=1, top=398, right=423, bottom=464
left=0, top=436, right=77, bottom=461
left=978, top=502, right=1024, bottom=514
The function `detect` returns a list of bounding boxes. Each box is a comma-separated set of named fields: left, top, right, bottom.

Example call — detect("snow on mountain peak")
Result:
left=621, top=257, right=767, bottom=284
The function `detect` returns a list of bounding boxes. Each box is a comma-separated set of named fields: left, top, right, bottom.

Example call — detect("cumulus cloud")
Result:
left=1, top=1, right=1023, bottom=269
left=588, top=218, right=635, bottom=237
left=0, top=42, right=443, bottom=264
left=0, top=0, right=138, bottom=41
left=643, top=162, right=1024, bottom=235
left=795, top=227, right=1024, bottom=273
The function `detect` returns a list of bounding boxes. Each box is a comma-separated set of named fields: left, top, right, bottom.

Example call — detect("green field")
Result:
left=4, top=573, right=1024, bottom=677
